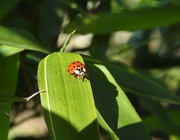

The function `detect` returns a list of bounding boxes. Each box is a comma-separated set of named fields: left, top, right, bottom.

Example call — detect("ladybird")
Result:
left=67, top=61, right=88, bottom=80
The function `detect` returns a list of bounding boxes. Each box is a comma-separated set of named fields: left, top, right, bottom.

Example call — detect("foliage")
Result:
left=0, top=0, right=180, bottom=140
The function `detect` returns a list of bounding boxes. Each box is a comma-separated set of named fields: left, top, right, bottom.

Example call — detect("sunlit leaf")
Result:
left=0, top=25, right=49, bottom=53
left=38, top=52, right=100, bottom=140
left=0, top=45, right=24, bottom=57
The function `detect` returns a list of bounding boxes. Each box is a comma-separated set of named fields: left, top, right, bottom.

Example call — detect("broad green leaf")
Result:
left=83, top=57, right=151, bottom=140
left=38, top=52, right=100, bottom=140
left=104, top=61, right=180, bottom=104
left=0, top=54, right=20, bottom=139
left=66, top=6, right=180, bottom=34
left=0, top=25, right=49, bottom=53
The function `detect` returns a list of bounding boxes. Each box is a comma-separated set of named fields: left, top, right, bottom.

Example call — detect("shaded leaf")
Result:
left=0, top=0, right=20, bottom=19
left=0, top=54, right=20, bottom=139
left=39, top=0, right=63, bottom=46
left=104, top=61, right=180, bottom=104
left=141, top=98, right=180, bottom=137
left=83, top=57, right=151, bottom=140
left=66, top=6, right=180, bottom=34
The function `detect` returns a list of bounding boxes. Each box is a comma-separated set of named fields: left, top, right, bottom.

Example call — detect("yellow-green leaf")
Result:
left=38, top=52, right=99, bottom=140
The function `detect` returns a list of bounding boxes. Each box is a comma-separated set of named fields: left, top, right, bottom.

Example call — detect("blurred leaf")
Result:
left=142, top=98, right=180, bottom=137
left=0, top=0, right=21, bottom=20
left=66, top=6, right=180, bottom=34
left=0, top=45, right=24, bottom=57
left=60, top=30, right=76, bottom=52
left=0, top=54, right=20, bottom=139
left=83, top=57, right=151, bottom=140
left=38, top=52, right=100, bottom=140
left=39, top=0, right=63, bottom=47
left=143, top=109, right=180, bottom=133
left=104, top=61, right=180, bottom=104
left=0, top=25, right=50, bottom=53
left=0, top=90, right=43, bottom=102
left=0, top=96, right=26, bottom=102
left=110, top=0, right=122, bottom=13
left=142, top=104, right=180, bottom=139
left=89, top=35, right=110, bottom=59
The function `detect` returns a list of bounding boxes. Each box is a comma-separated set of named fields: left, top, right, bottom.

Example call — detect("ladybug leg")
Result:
left=85, top=73, right=88, bottom=79
left=73, top=73, right=82, bottom=79
left=73, top=74, right=78, bottom=79
left=82, top=75, right=85, bottom=82
left=77, top=74, right=82, bottom=80
left=82, top=73, right=88, bottom=82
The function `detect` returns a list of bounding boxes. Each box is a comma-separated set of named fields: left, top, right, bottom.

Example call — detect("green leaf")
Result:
left=38, top=52, right=100, bottom=140
left=66, top=6, right=180, bottom=34
left=0, top=0, right=20, bottom=19
left=0, top=25, right=50, bottom=53
left=0, top=96, right=26, bottom=102
left=104, top=61, right=180, bottom=104
left=97, top=111, right=119, bottom=140
left=38, top=0, right=63, bottom=46
left=0, top=54, right=20, bottom=139
left=83, top=57, right=151, bottom=140
left=0, top=90, right=44, bottom=102
left=141, top=98, right=180, bottom=137
left=0, top=45, right=24, bottom=57
left=60, top=30, right=76, bottom=52
left=143, top=109, right=180, bottom=133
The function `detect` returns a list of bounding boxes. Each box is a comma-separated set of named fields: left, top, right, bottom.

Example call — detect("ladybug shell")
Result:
left=67, top=61, right=86, bottom=75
